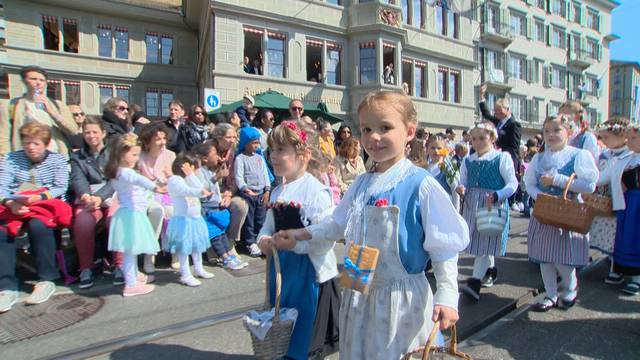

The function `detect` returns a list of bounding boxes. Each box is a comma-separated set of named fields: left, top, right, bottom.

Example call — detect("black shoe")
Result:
left=462, top=278, right=481, bottom=302
left=604, top=272, right=624, bottom=285
left=558, top=296, right=577, bottom=310
left=78, top=269, right=94, bottom=289
left=533, top=297, right=557, bottom=312
left=481, top=267, right=497, bottom=288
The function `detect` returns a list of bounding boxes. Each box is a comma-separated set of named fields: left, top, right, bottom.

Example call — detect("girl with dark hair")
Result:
left=333, top=124, right=352, bottom=153
left=175, top=104, right=210, bottom=153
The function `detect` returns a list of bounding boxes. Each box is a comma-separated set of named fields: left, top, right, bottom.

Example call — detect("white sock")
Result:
left=191, top=252, right=204, bottom=273
left=472, top=255, right=492, bottom=280
left=178, top=253, right=192, bottom=279
left=123, top=254, right=138, bottom=287
left=609, top=258, right=616, bottom=274
left=631, top=275, right=640, bottom=284
left=488, top=255, right=495, bottom=268
left=556, top=264, right=578, bottom=301
left=539, top=263, right=558, bottom=301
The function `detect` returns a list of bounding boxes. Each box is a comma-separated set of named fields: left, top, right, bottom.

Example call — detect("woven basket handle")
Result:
left=421, top=321, right=461, bottom=360
left=272, top=246, right=282, bottom=323
left=562, top=173, right=577, bottom=200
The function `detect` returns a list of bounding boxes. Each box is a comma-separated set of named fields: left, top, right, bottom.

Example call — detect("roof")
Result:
left=103, top=0, right=182, bottom=12
left=610, top=60, right=640, bottom=72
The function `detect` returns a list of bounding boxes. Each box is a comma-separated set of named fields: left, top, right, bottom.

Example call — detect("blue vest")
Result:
left=539, top=155, right=576, bottom=196
left=465, top=155, right=506, bottom=191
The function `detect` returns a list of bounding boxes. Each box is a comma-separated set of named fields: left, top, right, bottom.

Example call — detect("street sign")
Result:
left=204, top=88, right=221, bottom=112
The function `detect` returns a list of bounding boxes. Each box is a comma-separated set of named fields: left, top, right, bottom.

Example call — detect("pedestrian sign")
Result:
left=204, top=88, right=221, bottom=112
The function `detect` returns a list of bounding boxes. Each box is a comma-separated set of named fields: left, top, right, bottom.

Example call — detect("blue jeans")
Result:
left=239, top=192, right=266, bottom=246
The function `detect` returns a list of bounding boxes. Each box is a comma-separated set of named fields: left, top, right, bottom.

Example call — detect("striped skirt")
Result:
left=462, top=187, right=510, bottom=257
left=527, top=217, right=589, bottom=266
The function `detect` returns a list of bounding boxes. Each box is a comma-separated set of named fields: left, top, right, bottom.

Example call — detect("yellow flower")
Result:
left=436, top=148, right=450, bottom=157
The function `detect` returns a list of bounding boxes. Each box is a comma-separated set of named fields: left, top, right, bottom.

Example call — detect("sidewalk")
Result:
left=458, top=259, right=640, bottom=360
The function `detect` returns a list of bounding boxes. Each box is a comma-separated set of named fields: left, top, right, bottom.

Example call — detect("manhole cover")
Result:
left=0, top=293, right=104, bottom=344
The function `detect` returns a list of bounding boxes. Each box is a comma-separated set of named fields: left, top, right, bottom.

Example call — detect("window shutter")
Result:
left=546, top=0, right=551, bottom=13
left=546, top=102, right=552, bottom=116
left=526, top=17, right=532, bottom=39
left=597, top=43, right=602, bottom=61
left=565, top=0, right=571, bottom=19
left=546, top=25, right=551, bottom=46
left=580, top=7, right=586, bottom=26
left=597, top=13, right=601, bottom=32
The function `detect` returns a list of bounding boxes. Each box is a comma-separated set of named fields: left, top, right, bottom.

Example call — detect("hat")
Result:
left=243, top=95, right=255, bottom=105
left=236, top=127, right=262, bottom=155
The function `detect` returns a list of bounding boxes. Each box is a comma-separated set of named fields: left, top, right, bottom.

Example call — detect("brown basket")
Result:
left=245, top=248, right=295, bottom=360
left=532, top=174, right=595, bottom=234
left=403, top=321, right=472, bottom=360
left=582, top=193, right=614, bottom=217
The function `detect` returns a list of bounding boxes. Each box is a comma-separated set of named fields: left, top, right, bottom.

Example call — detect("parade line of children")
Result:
left=99, top=91, right=639, bottom=359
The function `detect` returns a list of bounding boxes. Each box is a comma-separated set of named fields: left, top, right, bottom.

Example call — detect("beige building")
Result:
left=0, top=0, right=198, bottom=117
left=184, top=0, right=480, bottom=132
left=609, top=60, right=640, bottom=123
left=477, top=0, right=618, bottom=139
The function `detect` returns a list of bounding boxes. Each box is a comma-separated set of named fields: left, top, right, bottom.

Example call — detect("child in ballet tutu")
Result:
left=598, top=122, right=640, bottom=295
left=105, top=134, right=165, bottom=297
left=456, top=121, right=517, bottom=301
left=256, top=121, right=340, bottom=359
left=590, top=117, right=631, bottom=284
left=272, top=91, right=469, bottom=359
left=165, top=153, right=215, bottom=287
left=525, top=115, right=598, bottom=311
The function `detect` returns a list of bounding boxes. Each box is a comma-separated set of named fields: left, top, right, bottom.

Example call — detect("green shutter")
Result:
left=546, top=24, right=551, bottom=46
left=597, top=14, right=601, bottom=32
left=526, top=17, right=532, bottom=39
left=596, top=111, right=602, bottom=125
left=580, top=6, right=586, bottom=26
left=597, top=43, right=602, bottom=61
left=567, top=2, right=573, bottom=21
left=546, top=0, right=551, bottom=14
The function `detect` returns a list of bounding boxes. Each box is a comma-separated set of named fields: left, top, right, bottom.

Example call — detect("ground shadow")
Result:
left=110, top=343, right=254, bottom=360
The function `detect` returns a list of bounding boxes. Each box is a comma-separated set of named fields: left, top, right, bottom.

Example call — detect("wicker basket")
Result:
left=532, top=174, right=595, bottom=234
left=582, top=193, right=614, bottom=217
left=245, top=248, right=295, bottom=360
left=403, top=321, right=472, bottom=360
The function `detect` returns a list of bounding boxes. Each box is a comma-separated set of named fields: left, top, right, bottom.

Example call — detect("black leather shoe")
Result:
left=558, top=297, right=577, bottom=310
left=462, top=278, right=481, bottom=302
left=533, top=297, right=557, bottom=312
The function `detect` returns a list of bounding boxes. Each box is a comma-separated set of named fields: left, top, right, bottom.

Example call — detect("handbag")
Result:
left=403, top=321, right=472, bottom=360
left=475, top=200, right=507, bottom=237
left=533, top=174, right=595, bottom=234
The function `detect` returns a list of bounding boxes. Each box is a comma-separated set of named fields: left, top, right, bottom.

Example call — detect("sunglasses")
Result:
left=116, top=106, right=129, bottom=112
left=72, top=112, right=85, bottom=117
left=290, top=107, right=303, bottom=112
left=194, top=111, right=206, bottom=115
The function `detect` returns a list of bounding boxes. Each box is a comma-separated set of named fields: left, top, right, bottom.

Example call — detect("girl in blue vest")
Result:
left=270, top=91, right=469, bottom=359
left=560, top=100, right=600, bottom=161
left=456, top=121, right=518, bottom=301
left=524, top=114, right=598, bottom=311
left=256, top=121, right=339, bottom=359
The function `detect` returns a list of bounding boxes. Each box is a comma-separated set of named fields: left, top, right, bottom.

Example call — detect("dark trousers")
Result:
left=0, top=219, right=60, bottom=291
left=240, top=192, right=266, bottom=246
left=210, top=233, right=231, bottom=257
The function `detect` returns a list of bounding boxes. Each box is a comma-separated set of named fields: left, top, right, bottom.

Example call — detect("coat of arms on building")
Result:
left=379, top=8, right=401, bottom=28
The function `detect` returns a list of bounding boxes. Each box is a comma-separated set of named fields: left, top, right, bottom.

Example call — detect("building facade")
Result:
left=609, top=60, right=640, bottom=123
left=185, top=0, right=480, bottom=132
left=477, top=0, right=618, bottom=139
left=0, top=0, right=198, bottom=117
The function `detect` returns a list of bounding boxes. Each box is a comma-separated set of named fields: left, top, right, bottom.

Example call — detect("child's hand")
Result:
left=540, top=175, right=554, bottom=187
left=485, top=193, right=495, bottom=209
left=432, top=305, right=459, bottom=330
left=181, top=163, right=194, bottom=177
left=244, top=188, right=258, bottom=197
left=273, top=230, right=297, bottom=250
left=258, top=236, right=273, bottom=255
left=216, top=163, right=229, bottom=179
left=262, top=192, right=270, bottom=207
left=455, top=185, right=465, bottom=196
left=202, top=189, right=213, bottom=198
left=154, top=185, right=168, bottom=194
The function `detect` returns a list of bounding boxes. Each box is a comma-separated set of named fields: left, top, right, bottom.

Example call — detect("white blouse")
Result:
left=111, top=168, right=156, bottom=212
left=524, top=145, right=598, bottom=201
left=168, top=174, right=205, bottom=218
left=458, top=148, right=518, bottom=202
left=257, top=172, right=338, bottom=283
left=598, top=152, right=640, bottom=210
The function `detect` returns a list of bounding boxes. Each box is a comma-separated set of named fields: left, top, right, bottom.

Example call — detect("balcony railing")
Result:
left=481, top=21, right=514, bottom=45
left=567, top=49, right=597, bottom=68
left=483, top=68, right=515, bottom=90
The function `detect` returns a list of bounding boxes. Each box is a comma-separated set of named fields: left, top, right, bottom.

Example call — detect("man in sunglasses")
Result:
left=288, top=99, right=304, bottom=121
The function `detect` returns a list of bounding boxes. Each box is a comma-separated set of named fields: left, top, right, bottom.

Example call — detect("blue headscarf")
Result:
left=236, top=127, right=275, bottom=183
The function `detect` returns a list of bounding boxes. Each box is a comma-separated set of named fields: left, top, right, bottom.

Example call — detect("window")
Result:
left=243, top=28, right=263, bottom=76
left=359, top=43, right=376, bottom=85
left=326, top=0, right=341, bottom=4
left=0, top=69, right=8, bottom=100
left=552, top=26, right=566, bottom=49
left=534, top=20, right=545, bottom=42
left=572, top=2, right=582, bottom=23
left=145, top=89, right=159, bottom=117
left=401, top=59, right=413, bottom=96
left=536, top=0, right=546, bottom=9
left=401, top=0, right=409, bottom=25
left=115, top=28, right=129, bottom=59
left=98, top=26, right=112, bottom=57
left=267, top=33, right=285, bottom=78
left=326, top=46, right=342, bottom=85
left=551, top=0, right=566, bottom=17
left=587, top=76, right=598, bottom=95
left=116, top=85, right=130, bottom=103
left=42, top=16, right=60, bottom=51
left=510, top=95, right=526, bottom=121
left=415, top=63, right=426, bottom=98
left=551, top=65, right=566, bottom=89
left=533, top=59, right=543, bottom=83
left=587, top=10, right=599, bottom=31
left=510, top=11, right=525, bottom=37
left=64, top=81, right=80, bottom=105
left=146, top=33, right=173, bottom=64
left=614, top=73, right=621, bottom=85
left=382, top=43, right=396, bottom=85
left=509, top=54, right=526, bottom=80
left=306, top=39, right=322, bottom=82
left=438, top=67, right=460, bottom=103
left=46, top=80, right=62, bottom=100
left=412, top=0, right=423, bottom=27
left=62, top=19, right=78, bottom=53
left=614, top=89, right=621, bottom=100
left=436, top=5, right=458, bottom=38
left=99, top=83, right=114, bottom=108
left=161, top=91, right=174, bottom=118
left=586, top=39, right=598, bottom=59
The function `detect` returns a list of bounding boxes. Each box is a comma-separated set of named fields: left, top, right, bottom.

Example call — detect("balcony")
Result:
left=483, top=69, right=515, bottom=91
left=481, top=22, right=514, bottom=45
left=580, top=93, right=597, bottom=106
left=567, top=49, right=596, bottom=69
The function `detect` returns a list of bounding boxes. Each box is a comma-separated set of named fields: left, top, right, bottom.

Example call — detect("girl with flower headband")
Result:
left=456, top=121, right=518, bottom=301
left=104, top=133, right=167, bottom=297
left=590, top=117, right=631, bottom=285
left=256, top=120, right=340, bottom=359
left=559, top=100, right=600, bottom=161
left=524, top=115, right=598, bottom=311
left=271, top=91, right=469, bottom=359
left=597, top=121, right=640, bottom=295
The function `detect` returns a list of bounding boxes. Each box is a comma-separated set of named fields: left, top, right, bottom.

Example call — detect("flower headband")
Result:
left=121, top=133, right=139, bottom=147
left=281, top=120, right=308, bottom=144
left=469, top=123, right=498, bottom=139
left=596, top=123, right=627, bottom=133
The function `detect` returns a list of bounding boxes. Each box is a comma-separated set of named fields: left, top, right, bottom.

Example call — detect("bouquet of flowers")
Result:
left=436, top=148, right=460, bottom=187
